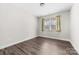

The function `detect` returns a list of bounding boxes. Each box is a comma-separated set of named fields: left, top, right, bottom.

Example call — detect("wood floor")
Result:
left=0, top=37, right=78, bottom=55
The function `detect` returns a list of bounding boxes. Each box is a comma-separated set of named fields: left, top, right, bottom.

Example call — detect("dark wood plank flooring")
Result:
left=0, top=37, right=78, bottom=55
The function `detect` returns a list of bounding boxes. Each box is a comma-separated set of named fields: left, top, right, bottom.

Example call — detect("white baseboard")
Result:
left=0, top=35, right=70, bottom=49
left=70, top=40, right=79, bottom=54
left=38, top=35, right=70, bottom=42
left=1, top=35, right=78, bottom=54
left=0, top=35, right=69, bottom=49
left=39, top=35, right=79, bottom=54
left=0, top=36, right=37, bottom=49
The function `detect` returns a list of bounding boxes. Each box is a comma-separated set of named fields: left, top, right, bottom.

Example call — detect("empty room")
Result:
left=0, top=3, right=79, bottom=55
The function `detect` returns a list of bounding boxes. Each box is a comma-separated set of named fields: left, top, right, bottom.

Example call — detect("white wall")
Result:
left=38, top=11, right=70, bottom=41
left=0, top=4, right=37, bottom=49
left=70, top=4, right=79, bottom=54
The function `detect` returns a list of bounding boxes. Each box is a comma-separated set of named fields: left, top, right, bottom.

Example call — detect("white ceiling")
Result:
left=1, top=3, right=73, bottom=16
left=20, top=3, right=73, bottom=16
